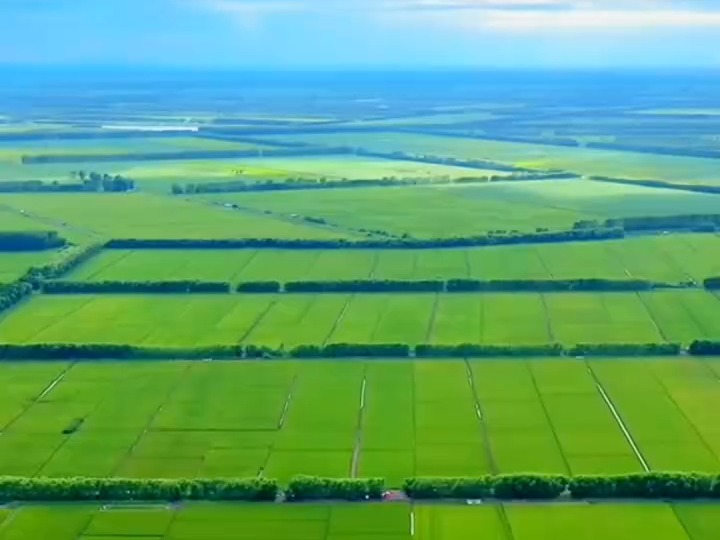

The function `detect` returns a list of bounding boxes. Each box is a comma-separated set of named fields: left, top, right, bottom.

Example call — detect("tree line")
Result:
left=0, top=473, right=717, bottom=502
left=0, top=232, right=66, bottom=251
left=0, top=341, right=698, bottom=360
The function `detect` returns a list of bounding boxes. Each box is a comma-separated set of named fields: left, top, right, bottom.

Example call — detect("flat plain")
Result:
left=0, top=502, right=718, bottom=540
left=64, top=232, right=720, bottom=283
left=3, top=290, right=720, bottom=347
left=0, top=359, right=717, bottom=483
left=257, top=131, right=720, bottom=185
left=205, top=180, right=720, bottom=237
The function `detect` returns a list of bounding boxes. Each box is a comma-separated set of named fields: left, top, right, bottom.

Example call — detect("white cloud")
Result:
left=191, top=0, right=720, bottom=32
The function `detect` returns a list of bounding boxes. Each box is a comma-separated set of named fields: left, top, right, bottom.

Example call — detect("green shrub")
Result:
left=286, top=476, right=384, bottom=501
left=569, top=473, right=718, bottom=499
left=44, top=280, right=230, bottom=294
left=322, top=343, right=410, bottom=358
left=0, top=477, right=278, bottom=502
left=492, top=474, right=567, bottom=500
left=403, top=477, right=493, bottom=499
left=0, top=231, right=66, bottom=251
left=689, top=340, right=720, bottom=355
left=415, top=343, right=563, bottom=358
left=236, top=281, right=281, bottom=293
left=568, top=343, right=681, bottom=357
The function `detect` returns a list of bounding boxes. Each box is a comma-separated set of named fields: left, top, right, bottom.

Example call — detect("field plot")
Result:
left=0, top=193, right=347, bottom=240
left=207, top=180, right=720, bottom=237
left=591, top=360, right=720, bottom=471
left=0, top=250, right=69, bottom=284
left=262, top=132, right=720, bottom=185
left=0, top=502, right=717, bottom=540
left=215, top=155, right=507, bottom=181
left=0, top=359, right=718, bottom=483
left=62, top=233, right=720, bottom=284
left=0, top=136, right=267, bottom=160
left=0, top=503, right=410, bottom=540
left=3, top=291, right=720, bottom=347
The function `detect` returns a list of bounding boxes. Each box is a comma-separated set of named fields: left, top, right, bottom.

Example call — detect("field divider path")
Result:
left=538, top=293, right=556, bottom=343
left=496, top=504, right=518, bottom=540
left=646, top=364, right=720, bottom=465
left=259, top=373, right=299, bottom=478
left=81, top=249, right=135, bottom=281
left=228, top=250, right=261, bottom=284
left=409, top=504, right=416, bottom=538
left=321, top=294, right=354, bottom=346
left=585, top=362, right=650, bottom=472
left=464, top=359, right=499, bottom=473
left=424, top=293, right=441, bottom=343
left=634, top=292, right=671, bottom=342
left=525, top=362, right=572, bottom=475
left=350, top=367, right=368, bottom=478
left=0, top=361, right=76, bottom=435
left=111, top=362, right=196, bottom=476
left=238, top=296, right=280, bottom=344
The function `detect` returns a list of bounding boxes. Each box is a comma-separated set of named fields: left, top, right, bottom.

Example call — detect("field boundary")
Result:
left=0, top=472, right=718, bottom=502
left=0, top=342, right=698, bottom=360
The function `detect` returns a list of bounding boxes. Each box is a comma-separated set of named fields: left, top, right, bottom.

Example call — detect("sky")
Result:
left=2, top=0, right=720, bottom=68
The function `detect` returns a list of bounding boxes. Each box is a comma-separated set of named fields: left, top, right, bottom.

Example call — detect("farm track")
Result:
left=525, top=363, right=573, bottom=475
left=585, top=362, right=650, bottom=472
left=464, top=359, right=498, bottom=473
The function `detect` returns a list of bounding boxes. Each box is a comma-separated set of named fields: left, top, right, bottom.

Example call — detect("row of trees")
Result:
left=0, top=173, right=135, bottom=193
left=0, top=473, right=717, bottom=502
left=40, top=278, right=694, bottom=296
left=404, top=472, right=720, bottom=500
left=0, top=231, right=66, bottom=251
left=45, top=280, right=231, bottom=294
left=0, top=341, right=695, bottom=360
left=106, top=227, right=624, bottom=250
left=0, top=244, right=103, bottom=317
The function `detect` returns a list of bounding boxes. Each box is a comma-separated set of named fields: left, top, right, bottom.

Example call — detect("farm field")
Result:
left=0, top=502, right=718, bottom=540
left=207, top=180, right=720, bottom=237
left=2, top=291, right=720, bottom=347
left=0, top=359, right=717, bottom=482
left=79, top=155, right=507, bottom=193
left=0, top=250, right=69, bottom=284
left=260, top=132, right=720, bottom=185
left=0, top=193, right=348, bottom=240
left=64, top=233, right=720, bottom=284
left=0, top=136, right=269, bottom=160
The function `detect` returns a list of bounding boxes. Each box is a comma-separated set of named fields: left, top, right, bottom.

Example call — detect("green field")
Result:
left=204, top=180, right=720, bottom=237
left=0, top=193, right=348, bottom=240
left=259, top=132, right=720, bottom=185
left=0, top=136, right=268, bottom=161
left=64, top=233, right=720, bottom=283
left=0, top=502, right=717, bottom=540
left=0, top=359, right=717, bottom=482
left=2, top=290, right=720, bottom=347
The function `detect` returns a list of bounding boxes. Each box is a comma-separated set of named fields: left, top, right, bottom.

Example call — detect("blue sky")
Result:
left=2, top=0, right=720, bottom=68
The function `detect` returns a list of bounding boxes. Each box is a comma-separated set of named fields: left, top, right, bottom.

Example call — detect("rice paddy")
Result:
left=64, top=232, right=720, bottom=284
left=0, top=501, right=717, bottom=540
left=0, top=359, right=717, bottom=482
left=2, top=290, right=720, bottom=347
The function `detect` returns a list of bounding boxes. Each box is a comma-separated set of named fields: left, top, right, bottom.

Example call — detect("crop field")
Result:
left=0, top=193, right=348, bottom=240
left=0, top=502, right=717, bottom=540
left=0, top=250, right=67, bottom=284
left=2, top=290, right=720, bottom=347
left=0, top=359, right=717, bottom=483
left=65, top=233, right=720, bottom=283
left=0, top=136, right=269, bottom=160
left=205, top=180, right=720, bottom=237
left=73, top=155, right=507, bottom=193
left=261, top=132, right=720, bottom=185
